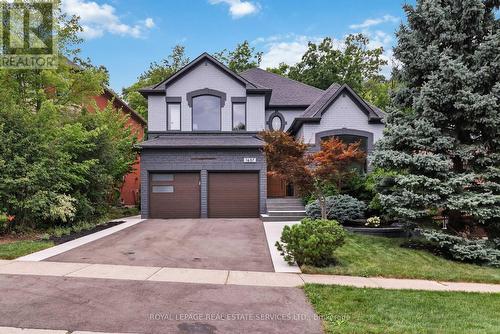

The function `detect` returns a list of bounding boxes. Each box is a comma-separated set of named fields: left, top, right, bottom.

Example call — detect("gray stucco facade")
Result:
left=140, top=148, right=267, bottom=218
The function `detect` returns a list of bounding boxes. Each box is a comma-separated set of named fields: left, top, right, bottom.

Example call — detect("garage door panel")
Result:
left=150, top=173, right=200, bottom=218
left=208, top=172, right=259, bottom=218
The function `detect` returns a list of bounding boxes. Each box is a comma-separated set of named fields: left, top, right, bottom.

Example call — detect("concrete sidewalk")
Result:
left=1, top=260, right=499, bottom=293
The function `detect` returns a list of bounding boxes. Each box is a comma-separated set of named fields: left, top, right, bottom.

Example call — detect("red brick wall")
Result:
left=92, top=93, right=145, bottom=206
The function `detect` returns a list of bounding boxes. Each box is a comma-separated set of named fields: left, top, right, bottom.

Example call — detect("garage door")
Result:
left=149, top=173, right=200, bottom=218
left=208, top=172, right=259, bottom=218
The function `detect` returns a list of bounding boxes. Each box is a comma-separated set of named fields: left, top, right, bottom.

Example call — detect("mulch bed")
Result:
left=49, top=221, right=125, bottom=245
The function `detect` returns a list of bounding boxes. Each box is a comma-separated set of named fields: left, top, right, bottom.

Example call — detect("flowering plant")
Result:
left=365, top=216, right=381, bottom=227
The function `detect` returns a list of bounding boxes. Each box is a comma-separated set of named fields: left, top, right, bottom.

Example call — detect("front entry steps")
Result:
left=261, top=197, right=306, bottom=222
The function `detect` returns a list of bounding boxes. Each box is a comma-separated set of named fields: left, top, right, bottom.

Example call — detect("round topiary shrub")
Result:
left=305, top=194, right=366, bottom=223
left=275, top=218, right=346, bottom=267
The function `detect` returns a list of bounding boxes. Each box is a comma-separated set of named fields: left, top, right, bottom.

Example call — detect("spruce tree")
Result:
left=373, top=0, right=500, bottom=226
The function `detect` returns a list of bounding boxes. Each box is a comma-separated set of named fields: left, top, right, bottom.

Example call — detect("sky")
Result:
left=62, top=0, right=416, bottom=93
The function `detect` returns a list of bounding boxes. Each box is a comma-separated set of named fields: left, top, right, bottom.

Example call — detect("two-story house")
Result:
left=138, top=53, right=384, bottom=219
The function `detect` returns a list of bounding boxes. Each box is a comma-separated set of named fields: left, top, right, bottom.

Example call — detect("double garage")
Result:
left=140, top=139, right=267, bottom=219
left=149, top=171, right=260, bottom=218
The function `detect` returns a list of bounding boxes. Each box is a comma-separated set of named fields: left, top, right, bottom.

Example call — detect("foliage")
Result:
left=260, top=130, right=312, bottom=192
left=303, top=233, right=500, bottom=284
left=306, top=195, right=366, bottom=223
left=419, top=230, right=500, bottom=268
left=373, top=0, right=500, bottom=227
left=213, top=40, right=262, bottom=73
left=305, top=284, right=500, bottom=334
left=122, top=45, right=190, bottom=119
left=0, top=1, right=137, bottom=231
left=276, top=218, right=346, bottom=267
left=287, top=35, right=387, bottom=93
left=360, top=77, right=394, bottom=110
left=261, top=131, right=365, bottom=219
left=265, top=62, right=290, bottom=76
left=365, top=216, right=381, bottom=227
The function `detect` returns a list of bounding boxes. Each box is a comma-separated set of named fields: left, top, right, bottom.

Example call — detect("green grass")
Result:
left=0, top=240, right=54, bottom=259
left=106, top=206, right=139, bottom=221
left=302, top=233, right=500, bottom=284
left=304, top=284, right=500, bottom=334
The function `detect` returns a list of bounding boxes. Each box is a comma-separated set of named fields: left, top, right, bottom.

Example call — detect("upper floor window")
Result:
left=268, top=111, right=286, bottom=131
left=232, top=103, right=246, bottom=131
left=167, top=103, right=181, bottom=131
left=192, top=95, right=221, bottom=131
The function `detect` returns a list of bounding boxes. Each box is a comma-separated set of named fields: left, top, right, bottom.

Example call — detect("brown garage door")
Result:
left=149, top=173, right=200, bottom=218
left=208, top=172, right=259, bottom=218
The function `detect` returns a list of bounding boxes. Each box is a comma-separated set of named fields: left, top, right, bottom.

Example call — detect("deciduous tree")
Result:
left=123, top=45, right=190, bottom=119
left=287, top=35, right=387, bottom=93
left=214, top=40, right=262, bottom=73
left=261, top=131, right=365, bottom=219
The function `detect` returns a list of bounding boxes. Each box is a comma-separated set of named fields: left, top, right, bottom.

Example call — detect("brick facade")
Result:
left=93, top=90, right=146, bottom=206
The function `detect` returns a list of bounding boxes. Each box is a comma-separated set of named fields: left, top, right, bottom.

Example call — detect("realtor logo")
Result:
left=0, top=0, right=57, bottom=69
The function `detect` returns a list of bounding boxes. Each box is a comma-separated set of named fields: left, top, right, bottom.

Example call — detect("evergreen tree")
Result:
left=373, top=0, right=500, bottom=226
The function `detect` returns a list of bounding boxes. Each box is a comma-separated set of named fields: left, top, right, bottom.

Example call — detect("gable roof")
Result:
left=302, top=83, right=383, bottom=120
left=138, top=53, right=269, bottom=97
left=103, top=87, right=146, bottom=126
left=288, top=83, right=384, bottom=135
left=240, top=68, right=324, bottom=108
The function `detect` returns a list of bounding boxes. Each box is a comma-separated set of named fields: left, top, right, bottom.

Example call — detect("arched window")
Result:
left=192, top=95, right=221, bottom=131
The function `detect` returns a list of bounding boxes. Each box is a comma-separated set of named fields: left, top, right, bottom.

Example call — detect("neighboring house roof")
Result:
left=288, top=83, right=384, bottom=135
left=138, top=53, right=270, bottom=96
left=102, top=87, right=147, bottom=126
left=64, top=57, right=146, bottom=126
left=140, top=134, right=264, bottom=149
left=240, top=68, right=324, bottom=108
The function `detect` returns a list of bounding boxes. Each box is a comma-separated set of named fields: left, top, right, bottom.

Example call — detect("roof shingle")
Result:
left=140, top=134, right=264, bottom=149
left=240, top=68, right=324, bottom=107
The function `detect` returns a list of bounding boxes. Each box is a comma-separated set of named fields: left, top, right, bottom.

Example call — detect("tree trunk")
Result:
left=319, top=196, right=327, bottom=220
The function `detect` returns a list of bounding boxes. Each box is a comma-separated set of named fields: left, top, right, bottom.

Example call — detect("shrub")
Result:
left=305, top=195, right=366, bottom=223
left=0, top=213, right=8, bottom=234
left=420, top=230, right=500, bottom=268
left=275, top=218, right=346, bottom=267
left=365, top=216, right=381, bottom=227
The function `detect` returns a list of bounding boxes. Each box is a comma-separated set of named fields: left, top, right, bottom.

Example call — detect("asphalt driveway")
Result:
left=0, top=274, right=322, bottom=334
left=46, top=218, right=275, bottom=272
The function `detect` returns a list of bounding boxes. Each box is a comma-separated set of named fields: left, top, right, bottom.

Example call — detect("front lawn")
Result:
left=305, top=284, right=500, bottom=334
left=0, top=240, right=54, bottom=260
left=302, top=233, right=500, bottom=284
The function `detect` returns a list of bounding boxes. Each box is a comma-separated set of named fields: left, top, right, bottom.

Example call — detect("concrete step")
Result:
left=260, top=214, right=304, bottom=222
left=267, top=199, right=303, bottom=205
left=267, top=205, right=306, bottom=211
left=267, top=210, right=306, bottom=217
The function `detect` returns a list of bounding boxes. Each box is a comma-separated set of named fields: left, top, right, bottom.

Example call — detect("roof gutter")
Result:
left=287, top=117, right=321, bottom=135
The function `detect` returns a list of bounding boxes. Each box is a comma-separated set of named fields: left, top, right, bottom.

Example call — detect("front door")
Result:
left=267, top=173, right=286, bottom=197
